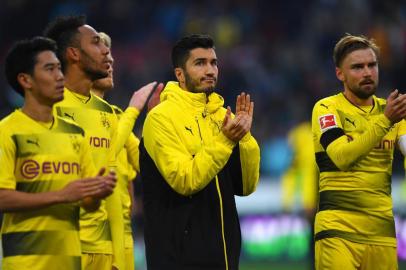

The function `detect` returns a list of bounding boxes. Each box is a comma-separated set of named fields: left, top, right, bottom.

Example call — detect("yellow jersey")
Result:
left=0, top=110, right=95, bottom=270
left=312, top=92, right=406, bottom=246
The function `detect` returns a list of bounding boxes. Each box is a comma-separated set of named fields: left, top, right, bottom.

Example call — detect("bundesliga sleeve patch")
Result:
left=318, top=114, right=338, bottom=132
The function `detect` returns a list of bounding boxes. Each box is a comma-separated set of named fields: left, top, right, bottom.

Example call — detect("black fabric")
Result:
left=139, top=139, right=242, bottom=270
left=315, top=152, right=340, bottom=172
left=320, top=127, right=345, bottom=149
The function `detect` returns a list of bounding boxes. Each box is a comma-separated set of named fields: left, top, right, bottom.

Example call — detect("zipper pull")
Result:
left=202, top=106, right=207, bottom=118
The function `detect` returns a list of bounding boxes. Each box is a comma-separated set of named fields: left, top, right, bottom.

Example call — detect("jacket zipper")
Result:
left=195, top=116, right=229, bottom=270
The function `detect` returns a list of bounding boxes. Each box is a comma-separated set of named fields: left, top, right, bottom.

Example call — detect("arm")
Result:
left=238, top=133, right=260, bottom=195
left=324, top=115, right=391, bottom=170
left=225, top=92, right=259, bottom=195
left=128, top=181, right=136, bottom=217
left=0, top=174, right=115, bottom=212
left=115, top=82, right=163, bottom=155
left=0, top=130, right=116, bottom=213
left=126, top=133, right=140, bottom=174
left=115, top=107, right=139, bottom=155
left=316, top=90, right=406, bottom=171
left=0, top=188, right=71, bottom=212
left=143, top=112, right=236, bottom=196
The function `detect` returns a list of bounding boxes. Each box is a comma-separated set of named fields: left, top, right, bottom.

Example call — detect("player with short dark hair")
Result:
left=0, top=36, right=116, bottom=270
left=44, top=15, right=157, bottom=270
left=140, top=34, right=260, bottom=270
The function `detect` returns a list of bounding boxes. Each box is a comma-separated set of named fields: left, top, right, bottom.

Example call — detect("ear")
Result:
left=66, top=47, right=80, bottom=62
left=335, top=67, right=344, bottom=82
left=17, top=73, right=33, bottom=90
left=174, top=67, right=185, bottom=84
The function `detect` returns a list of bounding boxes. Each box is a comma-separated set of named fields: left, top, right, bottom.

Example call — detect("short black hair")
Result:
left=5, top=36, right=57, bottom=96
left=43, top=15, right=86, bottom=71
left=172, top=34, right=215, bottom=69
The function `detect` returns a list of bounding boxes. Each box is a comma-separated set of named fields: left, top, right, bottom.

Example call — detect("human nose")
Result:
left=205, top=64, right=216, bottom=76
left=362, top=66, right=372, bottom=77
left=56, top=69, right=64, bottom=81
left=101, top=42, right=110, bottom=55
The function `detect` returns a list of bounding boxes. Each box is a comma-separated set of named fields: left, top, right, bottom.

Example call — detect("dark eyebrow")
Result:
left=350, top=63, right=364, bottom=68
left=193, top=58, right=207, bottom=62
left=43, top=62, right=60, bottom=69
left=193, top=57, right=217, bottom=63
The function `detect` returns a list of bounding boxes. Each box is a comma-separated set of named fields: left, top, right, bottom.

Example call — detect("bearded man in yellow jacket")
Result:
left=140, top=34, right=260, bottom=270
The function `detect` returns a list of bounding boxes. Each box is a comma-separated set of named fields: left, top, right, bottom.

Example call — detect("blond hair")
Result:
left=333, top=34, right=379, bottom=67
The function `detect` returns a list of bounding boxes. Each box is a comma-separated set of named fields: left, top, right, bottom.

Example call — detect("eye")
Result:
left=368, top=62, right=377, bottom=68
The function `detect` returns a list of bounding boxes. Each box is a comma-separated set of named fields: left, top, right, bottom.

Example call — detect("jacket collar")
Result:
left=161, top=81, right=224, bottom=115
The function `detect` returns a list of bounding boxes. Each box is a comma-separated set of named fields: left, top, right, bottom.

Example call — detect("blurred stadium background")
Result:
left=1, top=0, right=406, bottom=269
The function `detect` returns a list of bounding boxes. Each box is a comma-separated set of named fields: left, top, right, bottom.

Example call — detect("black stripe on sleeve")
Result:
left=315, top=152, right=339, bottom=172
left=320, top=128, right=345, bottom=149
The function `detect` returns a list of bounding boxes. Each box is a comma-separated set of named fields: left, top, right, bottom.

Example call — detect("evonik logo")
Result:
left=20, top=159, right=80, bottom=179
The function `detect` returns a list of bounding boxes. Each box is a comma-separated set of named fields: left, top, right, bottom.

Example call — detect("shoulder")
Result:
left=147, top=100, right=174, bottom=120
left=90, top=94, right=114, bottom=114
left=111, top=104, right=124, bottom=115
left=54, top=116, right=85, bottom=136
left=313, top=94, right=342, bottom=110
left=0, top=111, right=20, bottom=134
left=373, top=96, right=387, bottom=111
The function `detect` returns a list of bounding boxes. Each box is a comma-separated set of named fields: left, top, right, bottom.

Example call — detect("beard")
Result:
left=348, top=79, right=377, bottom=100
left=80, top=48, right=108, bottom=81
left=93, top=77, right=114, bottom=92
left=184, top=71, right=217, bottom=94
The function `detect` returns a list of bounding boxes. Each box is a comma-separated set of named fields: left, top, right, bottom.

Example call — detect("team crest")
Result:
left=70, top=135, right=81, bottom=154
left=100, top=112, right=111, bottom=129
left=318, top=114, right=338, bottom=132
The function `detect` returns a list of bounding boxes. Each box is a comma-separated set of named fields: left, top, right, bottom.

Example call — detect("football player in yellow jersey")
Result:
left=43, top=16, right=157, bottom=270
left=0, top=37, right=116, bottom=270
left=312, top=34, right=406, bottom=269
left=91, top=32, right=163, bottom=270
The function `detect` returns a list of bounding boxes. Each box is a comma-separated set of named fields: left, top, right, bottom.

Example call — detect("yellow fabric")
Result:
left=0, top=110, right=95, bottom=270
left=124, top=247, right=135, bottom=270
left=3, top=255, right=81, bottom=270
left=111, top=105, right=138, bottom=238
left=116, top=107, right=140, bottom=156
left=126, top=133, right=140, bottom=175
left=312, top=93, right=406, bottom=247
left=55, top=88, right=133, bottom=269
left=315, top=237, right=398, bottom=270
left=143, top=81, right=260, bottom=196
left=281, top=122, right=318, bottom=211
left=81, top=253, right=113, bottom=270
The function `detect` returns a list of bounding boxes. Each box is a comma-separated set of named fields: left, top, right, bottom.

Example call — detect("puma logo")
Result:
left=320, top=103, right=329, bottom=109
left=26, top=139, right=39, bottom=147
left=185, top=126, right=193, bottom=135
left=345, top=117, right=356, bottom=128
left=64, top=112, right=75, bottom=121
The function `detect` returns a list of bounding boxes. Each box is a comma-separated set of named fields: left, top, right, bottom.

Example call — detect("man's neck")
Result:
left=64, top=68, right=93, bottom=96
left=92, top=88, right=104, bottom=98
left=343, top=89, right=373, bottom=106
left=22, top=98, right=53, bottom=123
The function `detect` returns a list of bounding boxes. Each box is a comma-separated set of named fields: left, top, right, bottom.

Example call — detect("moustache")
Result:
left=201, top=77, right=217, bottom=82
left=360, top=79, right=375, bottom=85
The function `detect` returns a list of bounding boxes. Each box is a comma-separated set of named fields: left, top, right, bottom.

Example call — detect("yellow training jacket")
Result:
left=140, top=81, right=260, bottom=270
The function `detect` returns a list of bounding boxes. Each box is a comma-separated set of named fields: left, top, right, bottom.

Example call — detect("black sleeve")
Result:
left=320, top=127, right=345, bottom=150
